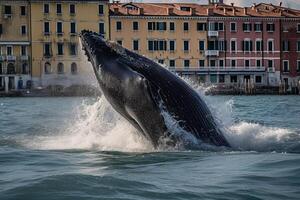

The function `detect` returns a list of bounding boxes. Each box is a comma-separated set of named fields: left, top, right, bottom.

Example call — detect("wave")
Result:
left=22, top=78, right=300, bottom=153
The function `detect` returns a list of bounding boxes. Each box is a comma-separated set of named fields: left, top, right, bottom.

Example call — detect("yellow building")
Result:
left=109, top=3, right=208, bottom=82
left=0, top=0, right=31, bottom=93
left=30, top=0, right=109, bottom=89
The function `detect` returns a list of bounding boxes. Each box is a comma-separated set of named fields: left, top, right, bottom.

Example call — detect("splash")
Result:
left=24, top=97, right=153, bottom=152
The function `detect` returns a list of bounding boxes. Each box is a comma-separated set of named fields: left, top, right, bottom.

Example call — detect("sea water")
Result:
left=0, top=95, right=300, bottom=200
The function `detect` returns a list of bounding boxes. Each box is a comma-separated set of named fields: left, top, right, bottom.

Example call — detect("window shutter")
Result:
left=250, top=41, right=253, bottom=51
left=249, top=24, right=252, bottom=31
left=0, top=24, right=2, bottom=35
left=242, top=41, right=245, bottom=51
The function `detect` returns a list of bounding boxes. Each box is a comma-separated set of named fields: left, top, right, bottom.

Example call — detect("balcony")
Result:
left=170, top=67, right=266, bottom=74
left=208, top=31, right=218, bottom=37
left=3, top=14, right=12, bottom=19
left=6, top=55, right=16, bottom=61
left=205, top=50, right=219, bottom=56
left=20, top=55, right=29, bottom=61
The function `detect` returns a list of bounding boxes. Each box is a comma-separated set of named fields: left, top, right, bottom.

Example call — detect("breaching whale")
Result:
left=80, top=30, right=230, bottom=148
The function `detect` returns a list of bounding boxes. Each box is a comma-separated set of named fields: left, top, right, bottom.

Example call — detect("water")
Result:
left=0, top=95, right=300, bottom=200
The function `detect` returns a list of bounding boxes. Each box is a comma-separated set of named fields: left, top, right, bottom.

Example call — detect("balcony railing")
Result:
left=205, top=50, right=219, bottom=56
left=6, top=55, right=16, bottom=61
left=208, top=31, right=218, bottom=37
left=169, top=67, right=266, bottom=73
left=20, top=55, right=29, bottom=61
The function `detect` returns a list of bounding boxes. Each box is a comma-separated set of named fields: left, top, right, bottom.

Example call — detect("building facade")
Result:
left=0, top=0, right=31, bottom=93
left=109, top=2, right=300, bottom=90
left=30, top=0, right=109, bottom=89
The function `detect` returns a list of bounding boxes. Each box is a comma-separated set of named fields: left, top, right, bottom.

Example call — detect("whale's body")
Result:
left=80, top=30, right=230, bottom=148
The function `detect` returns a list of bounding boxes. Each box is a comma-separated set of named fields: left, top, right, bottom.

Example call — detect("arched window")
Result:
left=71, top=62, right=77, bottom=74
left=22, top=63, right=29, bottom=74
left=44, top=62, right=51, bottom=74
left=7, top=63, right=15, bottom=74
left=57, top=62, right=64, bottom=74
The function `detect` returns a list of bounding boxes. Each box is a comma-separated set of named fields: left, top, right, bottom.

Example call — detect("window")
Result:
left=243, top=40, right=253, bottom=52
left=44, top=22, right=50, bottom=34
left=44, top=43, right=51, bottom=57
left=199, top=40, right=205, bottom=51
left=231, top=60, right=236, bottom=68
left=133, top=21, right=139, bottom=31
left=266, top=23, right=275, bottom=32
left=170, top=22, right=175, bottom=31
left=197, top=23, right=206, bottom=31
left=70, top=4, right=75, bottom=15
left=57, top=63, right=64, bottom=74
left=44, top=62, right=51, bottom=74
left=184, top=60, right=190, bottom=68
left=231, top=75, right=237, bottom=83
left=148, top=40, right=167, bottom=51
left=4, top=5, right=12, bottom=15
left=219, top=75, right=225, bottom=83
left=297, top=41, right=300, bottom=52
left=116, top=21, right=122, bottom=31
left=22, top=63, right=28, bottom=74
left=7, top=46, right=12, bottom=56
left=218, top=22, right=224, bottom=31
left=69, top=43, right=77, bottom=55
left=21, top=25, right=26, bottom=35
left=199, top=60, right=205, bottom=67
left=256, top=60, right=261, bottom=68
left=98, top=4, right=104, bottom=15
left=44, top=4, right=49, bottom=14
left=283, top=60, right=289, bottom=72
left=210, top=75, right=217, bottom=83
left=21, top=6, right=26, bottom=16
left=256, top=40, right=262, bottom=52
left=148, top=22, right=155, bottom=31
left=70, top=22, right=76, bottom=34
left=169, top=40, right=175, bottom=51
left=169, top=60, right=175, bottom=67
left=57, top=43, right=64, bottom=55
left=71, top=63, right=77, bottom=74
left=210, top=60, right=216, bottom=67
left=99, top=22, right=105, bottom=34
left=230, top=22, right=236, bottom=32
left=219, top=60, right=224, bottom=68
left=157, top=22, right=167, bottom=31
left=243, top=23, right=252, bottom=32
left=231, top=40, right=236, bottom=52
left=297, top=60, right=300, bottom=72
left=254, top=23, right=263, bottom=32
left=57, top=22, right=63, bottom=35
left=133, top=40, right=139, bottom=51
left=268, top=40, right=274, bottom=52
left=218, top=40, right=226, bottom=52
left=184, top=40, right=189, bottom=51
left=158, top=59, right=164, bottom=64
left=282, top=40, right=290, bottom=52
left=21, top=46, right=26, bottom=56
left=245, top=60, right=250, bottom=68
left=56, top=4, right=62, bottom=14
left=117, top=40, right=122, bottom=45
left=255, top=76, right=262, bottom=83
left=183, top=22, right=189, bottom=31
left=268, top=60, right=273, bottom=69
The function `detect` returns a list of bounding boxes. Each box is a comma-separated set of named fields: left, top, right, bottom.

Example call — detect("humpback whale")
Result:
left=80, top=30, right=230, bottom=148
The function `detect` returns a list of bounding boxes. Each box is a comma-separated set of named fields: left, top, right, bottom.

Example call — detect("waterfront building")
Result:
left=109, top=2, right=209, bottom=82
left=30, top=0, right=109, bottom=90
left=109, top=1, right=300, bottom=89
left=0, top=0, right=31, bottom=93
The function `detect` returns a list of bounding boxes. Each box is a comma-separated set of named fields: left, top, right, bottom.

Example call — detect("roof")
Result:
left=109, top=2, right=300, bottom=18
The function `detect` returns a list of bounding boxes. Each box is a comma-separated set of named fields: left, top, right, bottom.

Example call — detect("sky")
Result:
left=119, top=0, right=300, bottom=9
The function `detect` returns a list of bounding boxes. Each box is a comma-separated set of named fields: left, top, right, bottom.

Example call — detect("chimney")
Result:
left=207, top=8, right=213, bottom=16
left=190, top=7, right=196, bottom=16
left=223, top=8, right=226, bottom=15
left=279, top=2, right=282, bottom=7
left=232, top=8, right=235, bottom=15
left=231, top=3, right=234, bottom=7
left=138, top=7, right=144, bottom=15
left=167, top=7, right=174, bottom=15
left=113, top=7, right=119, bottom=14
left=244, top=7, right=247, bottom=15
